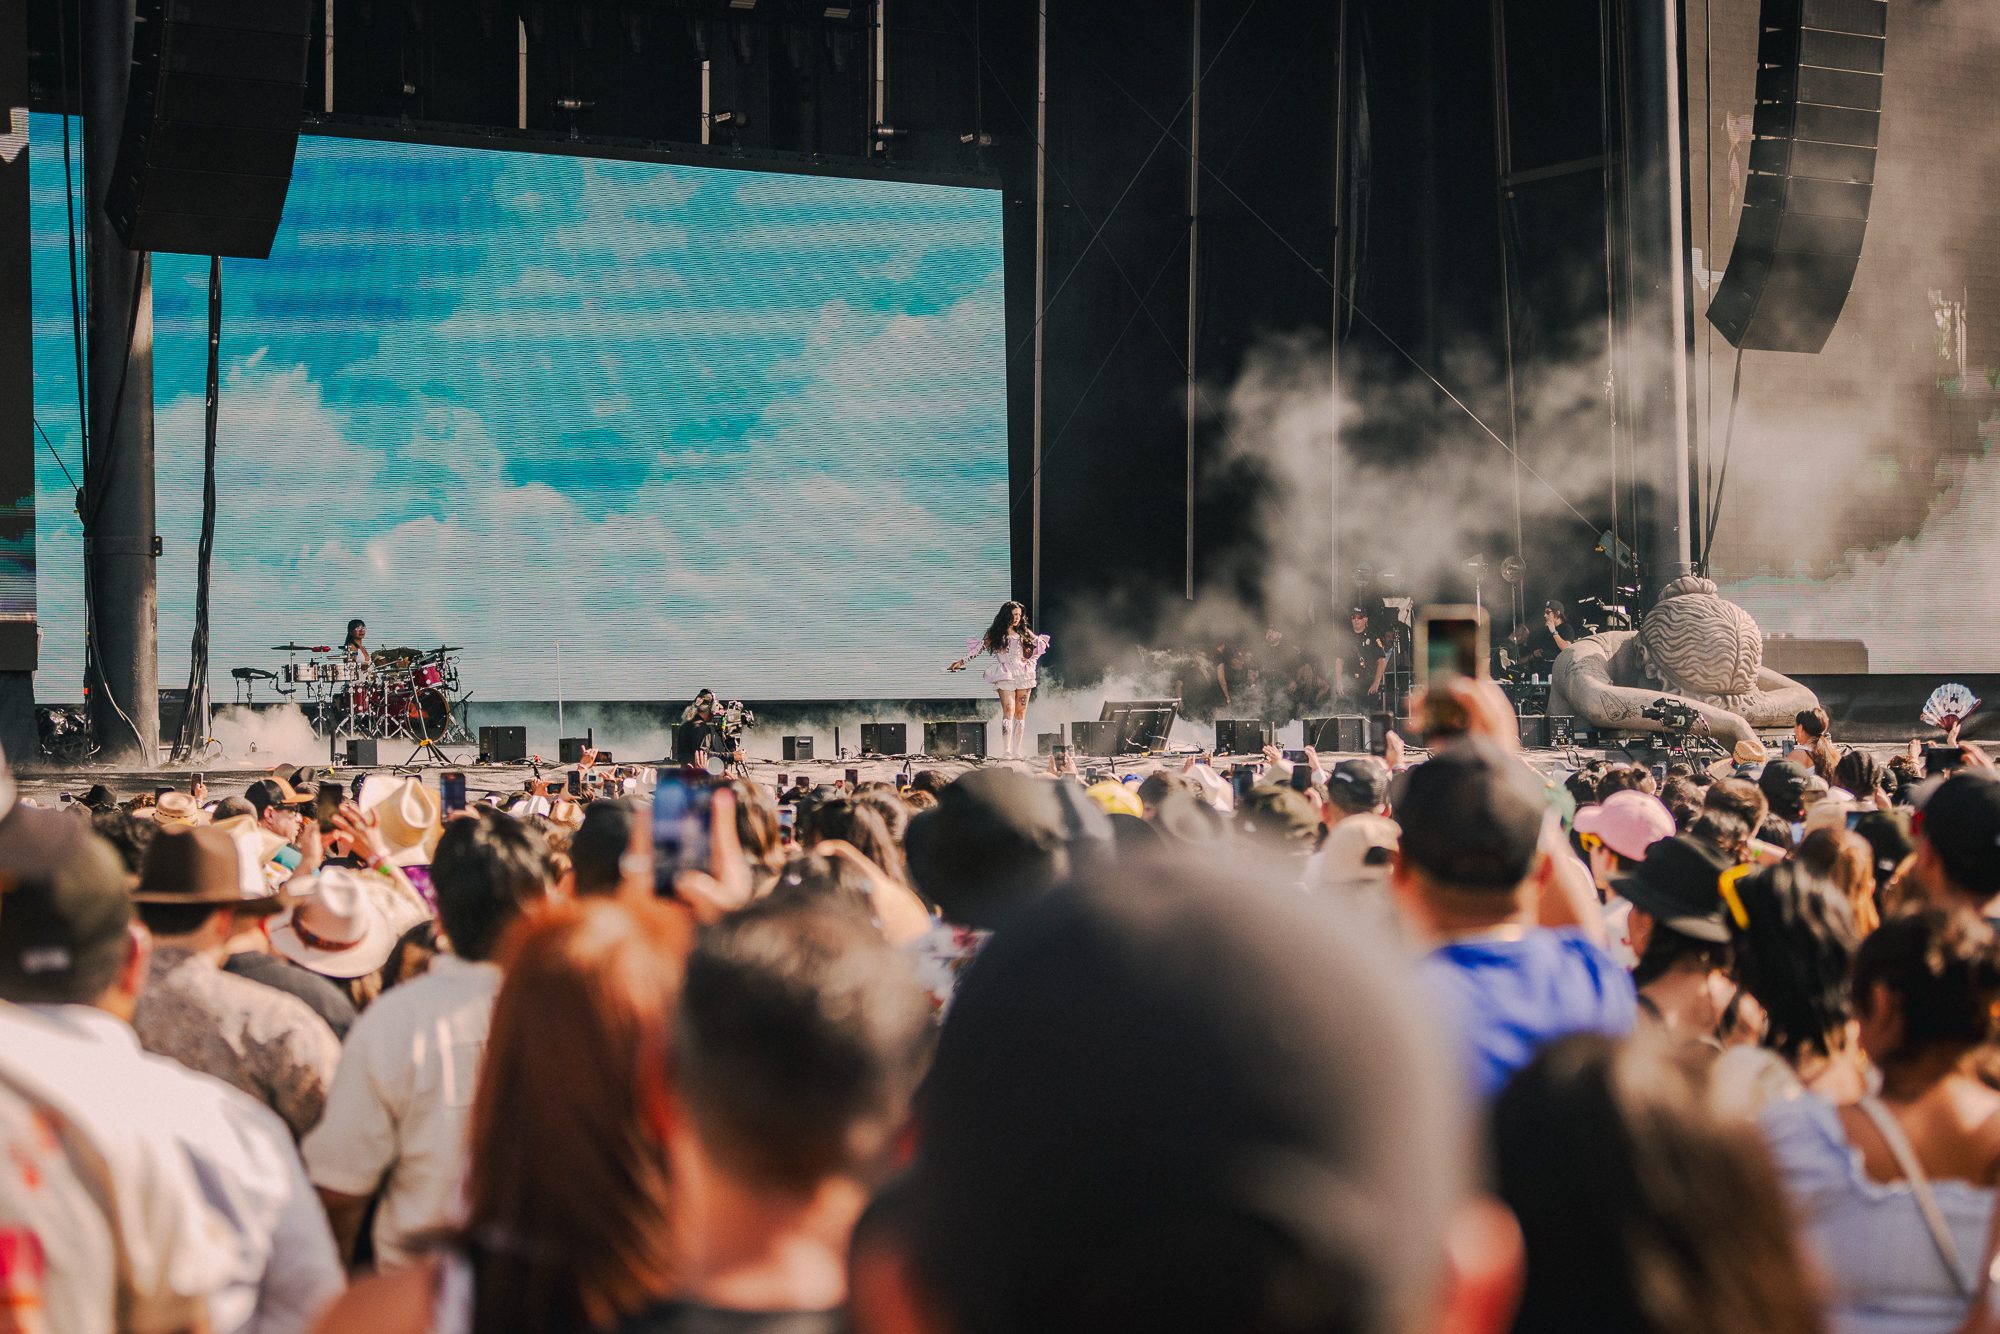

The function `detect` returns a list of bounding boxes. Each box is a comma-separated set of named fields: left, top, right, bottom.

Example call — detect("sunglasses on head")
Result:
left=1577, top=830, right=1604, bottom=853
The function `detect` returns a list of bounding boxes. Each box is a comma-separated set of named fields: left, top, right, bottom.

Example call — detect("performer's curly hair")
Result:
left=980, top=601, right=1033, bottom=656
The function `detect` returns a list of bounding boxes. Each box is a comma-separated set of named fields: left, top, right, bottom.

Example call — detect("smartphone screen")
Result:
left=566, top=769, right=582, bottom=796
left=653, top=770, right=714, bottom=893
left=191, top=772, right=205, bottom=787
left=1416, top=607, right=1488, bottom=740
left=778, top=804, right=797, bottom=842
left=1369, top=712, right=1394, bottom=757
left=1844, top=808, right=1864, bottom=831
left=1416, top=607, right=1487, bottom=690
left=1290, top=764, right=1314, bottom=793
left=845, top=768, right=860, bottom=787
left=1284, top=749, right=1309, bottom=765
left=440, top=771, right=467, bottom=816
left=316, top=782, right=345, bottom=835
left=1232, top=766, right=1257, bottom=801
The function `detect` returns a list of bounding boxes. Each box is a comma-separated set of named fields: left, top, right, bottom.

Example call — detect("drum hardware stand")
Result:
left=404, top=730, right=454, bottom=768
left=403, top=687, right=472, bottom=769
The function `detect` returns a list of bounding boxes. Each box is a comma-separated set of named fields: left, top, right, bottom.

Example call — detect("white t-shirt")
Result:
left=22, top=1005, right=343, bottom=1334
left=303, top=955, right=502, bottom=1269
left=0, top=1002, right=239, bottom=1333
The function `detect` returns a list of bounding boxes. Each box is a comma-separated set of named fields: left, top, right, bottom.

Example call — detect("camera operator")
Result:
left=674, top=691, right=753, bottom=768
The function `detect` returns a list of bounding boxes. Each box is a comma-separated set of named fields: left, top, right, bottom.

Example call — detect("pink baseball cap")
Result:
left=1573, top=790, right=1676, bottom=862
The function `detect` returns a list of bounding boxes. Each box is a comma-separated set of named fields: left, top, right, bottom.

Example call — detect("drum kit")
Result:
left=268, top=641, right=470, bottom=745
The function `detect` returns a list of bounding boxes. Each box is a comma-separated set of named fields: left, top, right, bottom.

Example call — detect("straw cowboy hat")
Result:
left=130, top=824, right=288, bottom=914
left=546, top=798, right=586, bottom=833
left=268, top=868, right=400, bottom=979
left=357, top=775, right=444, bottom=868
left=151, top=791, right=209, bottom=827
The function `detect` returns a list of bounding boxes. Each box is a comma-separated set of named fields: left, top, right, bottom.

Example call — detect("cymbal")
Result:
left=430, top=645, right=464, bottom=654
left=270, top=642, right=317, bottom=652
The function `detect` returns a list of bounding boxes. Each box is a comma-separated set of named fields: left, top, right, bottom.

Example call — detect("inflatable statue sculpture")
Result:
left=1548, top=576, right=1820, bottom=748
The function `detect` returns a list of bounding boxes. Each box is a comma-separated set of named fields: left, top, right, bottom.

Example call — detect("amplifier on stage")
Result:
left=1070, top=720, right=1121, bottom=755
left=479, top=725, right=527, bottom=764
left=924, top=721, right=987, bottom=758
left=782, top=735, right=815, bottom=762
left=1516, top=715, right=1549, bottom=750
left=859, top=722, right=906, bottom=756
left=1301, top=715, right=1369, bottom=752
left=1037, top=731, right=1064, bottom=756
left=346, top=739, right=379, bottom=767
left=558, top=736, right=595, bottom=764
left=1214, top=719, right=1271, bottom=755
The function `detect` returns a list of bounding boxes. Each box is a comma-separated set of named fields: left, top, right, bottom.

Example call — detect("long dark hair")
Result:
left=344, top=618, right=366, bottom=647
left=1724, top=861, right=1857, bottom=1063
left=1493, top=1032, right=1824, bottom=1334
left=981, top=600, right=1031, bottom=655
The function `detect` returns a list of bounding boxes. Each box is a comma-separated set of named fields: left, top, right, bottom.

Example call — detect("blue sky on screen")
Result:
left=29, top=117, right=1009, bottom=699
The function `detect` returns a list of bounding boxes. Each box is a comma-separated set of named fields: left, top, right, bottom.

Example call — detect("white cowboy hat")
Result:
left=207, top=814, right=293, bottom=903
left=151, top=791, right=210, bottom=827
left=268, top=867, right=400, bottom=979
left=357, top=775, right=443, bottom=868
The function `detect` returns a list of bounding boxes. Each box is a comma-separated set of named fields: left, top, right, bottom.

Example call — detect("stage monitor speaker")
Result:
left=1037, top=731, right=1063, bottom=756
left=782, top=735, right=815, bottom=762
left=1301, top=716, right=1339, bottom=750
left=924, top=721, right=987, bottom=758
left=859, top=722, right=906, bottom=756
left=1707, top=0, right=1885, bottom=352
left=479, top=725, right=527, bottom=763
left=107, top=0, right=313, bottom=258
left=558, top=737, right=593, bottom=764
left=1070, top=720, right=1121, bottom=755
left=345, top=738, right=379, bottom=767
left=157, top=688, right=202, bottom=748
left=1215, top=719, right=1271, bottom=755
left=1517, top=715, right=1550, bottom=750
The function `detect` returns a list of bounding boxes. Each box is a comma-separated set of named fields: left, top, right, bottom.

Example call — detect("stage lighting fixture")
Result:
left=728, top=0, right=756, bottom=9
left=823, top=4, right=852, bottom=16
left=959, top=132, right=995, bottom=146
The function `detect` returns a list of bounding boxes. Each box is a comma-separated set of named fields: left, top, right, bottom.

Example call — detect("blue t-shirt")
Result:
left=1419, top=927, right=1636, bottom=1100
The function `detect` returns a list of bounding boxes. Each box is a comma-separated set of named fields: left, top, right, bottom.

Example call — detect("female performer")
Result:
left=343, top=618, right=371, bottom=668
left=949, top=601, right=1048, bottom=759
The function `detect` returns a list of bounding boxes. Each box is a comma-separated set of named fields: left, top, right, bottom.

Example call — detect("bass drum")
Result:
left=414, top=688, right=452, bottom=738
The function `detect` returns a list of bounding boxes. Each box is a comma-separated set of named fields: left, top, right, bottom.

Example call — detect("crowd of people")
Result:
left=4, top=684, right=2000, bottom=1333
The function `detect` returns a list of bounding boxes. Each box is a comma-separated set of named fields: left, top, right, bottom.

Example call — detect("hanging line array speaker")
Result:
left=1707, top=0, right=1886, bottom=354
left=106, top=0, right=313, bottom=258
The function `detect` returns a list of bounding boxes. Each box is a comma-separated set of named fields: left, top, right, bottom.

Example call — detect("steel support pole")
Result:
left=84, top=0, right=159, bottom=764
left=1621, top=0, right=1695, bottom=585
left=1488, top=0, right=1526, bottom=631
left=0, top=0, right=40, bottom=760
left=1028, top=0, right=1046, bottom=624
left=1184, top=0, right=1199, bottom=602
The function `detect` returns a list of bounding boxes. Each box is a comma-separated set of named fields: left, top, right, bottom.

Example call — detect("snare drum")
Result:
left=282, top=662, right=321, bottom=685
left=321, top=659, right=358, bottom=684
left=413, top=662, right=446, bottom=691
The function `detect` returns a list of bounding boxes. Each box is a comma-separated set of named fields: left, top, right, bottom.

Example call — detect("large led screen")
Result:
left=30, top=116, right=1010, bottom=700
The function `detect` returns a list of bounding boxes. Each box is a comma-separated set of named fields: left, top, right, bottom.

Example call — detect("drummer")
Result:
left=343, top=619, right=370, bottom=668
